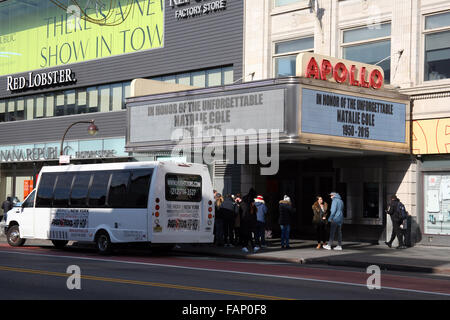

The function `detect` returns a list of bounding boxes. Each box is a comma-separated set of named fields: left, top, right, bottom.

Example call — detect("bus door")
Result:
left=18, top=190, right=36, bottom=238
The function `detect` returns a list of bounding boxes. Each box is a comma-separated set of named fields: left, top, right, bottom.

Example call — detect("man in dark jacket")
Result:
left=1, top=196, right=13, bottom=222
left=240, top=188, right=258, bottom=253
left=385, top=195, right=406, bottom=249
left=278, top=195, right=295, bottom=249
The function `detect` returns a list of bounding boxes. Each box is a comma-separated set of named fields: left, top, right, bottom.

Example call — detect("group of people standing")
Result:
left=214, top=189, right=406, bottom=252
left=213, top=188, right=267, bottom=253
left=213, top=188, right=345, bottom=252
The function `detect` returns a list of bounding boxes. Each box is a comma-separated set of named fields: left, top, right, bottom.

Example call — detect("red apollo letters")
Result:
left=305, top=57, right=383, bottom=90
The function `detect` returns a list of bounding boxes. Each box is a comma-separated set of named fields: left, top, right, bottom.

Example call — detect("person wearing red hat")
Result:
left=254, top=195, right=268, bottom=248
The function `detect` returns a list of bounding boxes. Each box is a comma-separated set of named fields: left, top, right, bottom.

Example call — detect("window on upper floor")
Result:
left=274, top=37, right=314, bottom=77
left=274, top=0, right=301, bottom=7
left=424, top=11, right=450, bottom=81
left=342, top=23, right=391, bottom=84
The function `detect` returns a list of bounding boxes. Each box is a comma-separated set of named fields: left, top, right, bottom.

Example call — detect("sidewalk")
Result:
left=2, top=233, right=450, bottom=275
left=173, top=239, right=450, bottom=275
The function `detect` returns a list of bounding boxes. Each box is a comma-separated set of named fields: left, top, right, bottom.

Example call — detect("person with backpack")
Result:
left=385, top=195, right=407, bottom=249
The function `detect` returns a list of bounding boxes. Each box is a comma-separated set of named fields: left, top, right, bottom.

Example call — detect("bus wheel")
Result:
left=95, top=231, right=113, bottom=255
left=51, top=240, right=68, bottom=249
left=6, top=225, right=26, bottom=247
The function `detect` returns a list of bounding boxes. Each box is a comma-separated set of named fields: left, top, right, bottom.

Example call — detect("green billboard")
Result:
left=0, top=0, right=164, bottom=77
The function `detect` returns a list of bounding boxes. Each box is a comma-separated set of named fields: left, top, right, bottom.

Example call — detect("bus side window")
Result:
left=127, top=169, right=153, bottom=208
left=108, top=171, right=130, bottom=208
left=53, top=173, right=75, bottom=208
left=70, top=173, right=92, bottom=208
left=36, top=173, right=58, bottom=207
left=88, top=171, right=111, bottom=207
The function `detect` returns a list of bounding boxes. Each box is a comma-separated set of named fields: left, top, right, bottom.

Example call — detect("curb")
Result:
left=302, top=257, right=438, bottom=274
left=174, top=249, right=450, bottom=275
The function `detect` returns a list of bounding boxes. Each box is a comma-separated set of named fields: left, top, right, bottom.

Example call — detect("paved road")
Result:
left=0, top=243, right=449, bottom=303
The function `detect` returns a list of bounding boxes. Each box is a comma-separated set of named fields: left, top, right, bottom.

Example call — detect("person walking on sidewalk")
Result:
left=279, top=195, right=295, bottom=249
left=312, top=196, right=328, bottom=249
left=254, top=195, right=268, bottom=248
left=323, top=192, right=344, bottom=251
left=385, top=195, right=407, bottom=249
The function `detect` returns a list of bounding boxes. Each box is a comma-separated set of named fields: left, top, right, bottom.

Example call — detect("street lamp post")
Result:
left=59, top=120, right=99, bottom=163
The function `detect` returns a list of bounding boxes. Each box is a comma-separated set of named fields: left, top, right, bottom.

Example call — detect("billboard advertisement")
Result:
left=0, top=0, right=164, bottom=77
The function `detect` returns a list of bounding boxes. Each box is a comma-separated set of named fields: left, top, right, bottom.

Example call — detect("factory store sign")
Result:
left=169, top=0, right=227, bottom=20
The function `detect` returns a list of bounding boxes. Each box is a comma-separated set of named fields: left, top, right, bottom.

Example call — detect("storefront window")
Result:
left=424, top=173, right=450, bottom=235
left=424, top=12, right=450, bottom=81
left=342, top=23, right=391, bottom=83
left=274, top=37, right=314, bottom=77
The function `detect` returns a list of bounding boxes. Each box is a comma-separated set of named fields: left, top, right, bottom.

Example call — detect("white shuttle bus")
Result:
left=5, top=161, right=215, bottom=254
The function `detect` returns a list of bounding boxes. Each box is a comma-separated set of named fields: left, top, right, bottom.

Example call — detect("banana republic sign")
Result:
left=6, top=68, right=76, bottom=92
left=0, top=146, right=117, bottom=162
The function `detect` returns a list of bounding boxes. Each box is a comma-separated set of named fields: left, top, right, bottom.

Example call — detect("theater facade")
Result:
left=126, top=53, right=412, bottom=244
